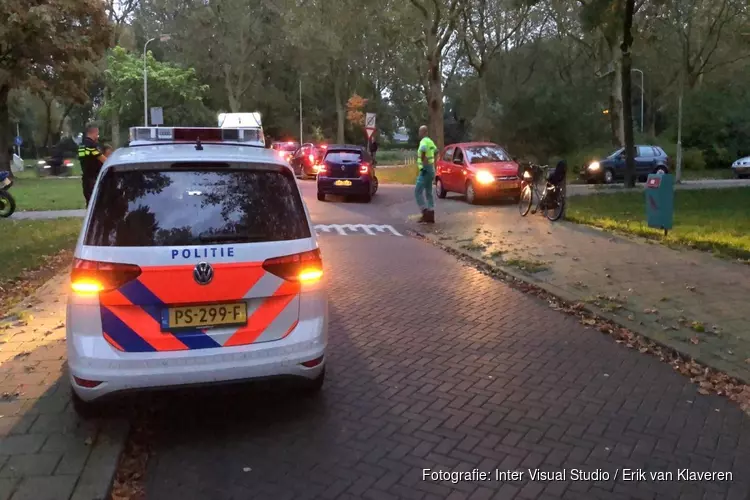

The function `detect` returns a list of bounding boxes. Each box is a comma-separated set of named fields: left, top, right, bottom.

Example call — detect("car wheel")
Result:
left=300, top=368, right=325, bottom=395
left=655, top=166, right=668, bottom=175
left=317, top=191, right=326, bottom=202
left=466, top=181, right=478, bottom=205
left=371, top=177, right=378, bottom=195
left=604, top=169, right=615, bottom=184
left=435, top=178, right=447, bottom=199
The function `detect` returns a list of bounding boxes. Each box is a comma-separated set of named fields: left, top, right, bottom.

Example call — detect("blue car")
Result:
left=316, top=145, right=378, bottom=203
left=582, top=145, right=670, bottom=184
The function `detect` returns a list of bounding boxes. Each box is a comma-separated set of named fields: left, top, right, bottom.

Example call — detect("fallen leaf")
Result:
left=643, top=308, right=659, bottom=314
left=690, top=336, right=700, bottom=345
left=639, top=347, right=649, bottom=353
left=243, top=467, right=252, bottom=472
left=698, top=388, right=710, bottom=395
left=84, top=437, right=93, bottom=446
left=582, top=318, right=597, bottom=326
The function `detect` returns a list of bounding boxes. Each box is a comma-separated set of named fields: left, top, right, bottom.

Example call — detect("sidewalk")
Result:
left=411, top=209, right=750, bottom=383
left=0, top=275, right=127, bottom=500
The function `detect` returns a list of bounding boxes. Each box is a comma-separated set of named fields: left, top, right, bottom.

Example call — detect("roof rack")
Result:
left=128, top=127, right=265, bottom=147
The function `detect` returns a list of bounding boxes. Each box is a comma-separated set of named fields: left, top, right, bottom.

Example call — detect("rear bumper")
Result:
left=318, top=176, right=371, bottom=195
left=67, top=300, right=328, bottom=402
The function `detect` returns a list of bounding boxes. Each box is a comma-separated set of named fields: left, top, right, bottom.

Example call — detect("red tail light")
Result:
left=262, top=249, right=323, bottom=283
left=318, top=163, right=328, bottom=174
left=308, top=154, right=314, bottom=163
left=359, top=163, right=370, bottom=174
left=70, top=259, right=142, bottom=294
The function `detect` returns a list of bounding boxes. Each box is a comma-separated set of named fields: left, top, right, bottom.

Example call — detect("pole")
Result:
left=632, top=69, right=644, bottom=133
left=676, top=84, right=683, bottom=184
left=299, top=80, right=303, bottom=145
left=15, top=123, right=20, bottom=157
left=143, top=37, right=154, bottom=127
left=638, top=70, right=644, bottom=133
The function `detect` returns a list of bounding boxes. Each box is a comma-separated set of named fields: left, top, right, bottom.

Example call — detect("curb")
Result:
left=409, top=226, right=750, bottom=386
left=70, top=419, right=130, bottom=500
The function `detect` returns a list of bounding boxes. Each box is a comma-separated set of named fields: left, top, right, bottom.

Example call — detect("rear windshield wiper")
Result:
left=198, top=232, right=269, bottom=243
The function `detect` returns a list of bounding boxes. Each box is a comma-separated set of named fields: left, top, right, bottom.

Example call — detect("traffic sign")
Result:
left=365, top=128, right=376, bottom=140
left=365, top=113, right=376, bottom=129
left=13, top=136, right=22, bottom=147
left=150, top=107, right=164, bottom=126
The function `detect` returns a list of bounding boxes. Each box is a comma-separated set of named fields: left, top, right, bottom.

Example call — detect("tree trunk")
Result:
left=0, top=85, right=10, bottom=175
left=334, top=75, right=345, bottom=144
left=112, top=108, right=121, bottom=147
left=609, top=44, right=625, bottom=148
left=621, top=0, right=636, bottom=188
left=44, top=98, right=54, bottom=150
left=471, top=72, right=492, bottom=141
left=427, top=53, right=445, bottom=150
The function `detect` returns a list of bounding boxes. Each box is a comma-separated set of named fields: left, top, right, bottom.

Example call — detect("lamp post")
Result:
left=631, top=68, right=644, bottom=133
left=143, top=34, right=171, bottom=126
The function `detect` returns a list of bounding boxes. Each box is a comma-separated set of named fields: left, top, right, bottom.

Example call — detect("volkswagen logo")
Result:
left=193, top=262, right=214, bottom=285
left=341, top=165, right=345, bottom=171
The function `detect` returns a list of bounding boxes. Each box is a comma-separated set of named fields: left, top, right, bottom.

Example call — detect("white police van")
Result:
left=66, top=126, right=328, bottom=415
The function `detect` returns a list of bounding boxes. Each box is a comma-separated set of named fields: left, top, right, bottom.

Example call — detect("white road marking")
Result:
left=313, top=224, right=403, bottom=236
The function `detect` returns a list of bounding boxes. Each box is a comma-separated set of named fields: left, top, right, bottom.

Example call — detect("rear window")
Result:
left=85, top=166, right=310, bottom=247
left=466, top=146, right=509, bottom=164
left=325, top=151, right=362, bottom=163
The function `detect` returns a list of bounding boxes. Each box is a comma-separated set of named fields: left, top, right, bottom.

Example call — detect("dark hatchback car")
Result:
left=290, top=143, right=327, bottom=178
left=582, top=145, right=670, bottom=184
left=316, top=145, right=378, bottom=203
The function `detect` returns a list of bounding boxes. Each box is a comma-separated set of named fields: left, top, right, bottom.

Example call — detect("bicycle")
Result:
left=517, top=163, right=566, bottom=221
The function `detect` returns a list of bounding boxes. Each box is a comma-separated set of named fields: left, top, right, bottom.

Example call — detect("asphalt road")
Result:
left=139, top=181, right=750, bottom=500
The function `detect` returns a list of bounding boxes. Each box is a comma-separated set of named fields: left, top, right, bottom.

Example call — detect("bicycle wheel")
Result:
left=544, top=190, right=565, bottom=221
left=518, top=185, right=532, bottom=216
left=0, top=191, right=16, bottom=218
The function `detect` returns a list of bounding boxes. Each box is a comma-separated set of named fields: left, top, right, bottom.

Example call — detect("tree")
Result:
left=0, top=0, right=111, bottom=172
left=621, top=0, right=636, bottom=187
left=461, top=0, right=538, bottom=140
left=346, top=94, right=368, bottom=129
left=99, top=46, right=212, bottom=144
left=408, top=0, right=464, bottom=149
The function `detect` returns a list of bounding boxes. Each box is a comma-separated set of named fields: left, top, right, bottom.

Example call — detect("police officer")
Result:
left=78, top=124, right=106, bottom=207
left=415, top=125, right=437, bottom=223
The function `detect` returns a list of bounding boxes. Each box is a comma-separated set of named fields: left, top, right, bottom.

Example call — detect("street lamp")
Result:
left=631, top=68, right=644, bottom=133
left=143, top=34, right=171, bottom=126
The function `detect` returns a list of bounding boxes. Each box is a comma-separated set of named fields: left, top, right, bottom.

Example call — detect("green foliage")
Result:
left=99, top=47, right=213, bottom=131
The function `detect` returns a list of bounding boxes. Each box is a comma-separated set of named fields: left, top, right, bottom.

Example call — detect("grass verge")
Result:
left=377, top=164, right=418, bottom=185
left=8, top=176, right=85, bottom=211
left=0, top=218, right=82, bottom=312
left=567, top=187, right=750, bottom=260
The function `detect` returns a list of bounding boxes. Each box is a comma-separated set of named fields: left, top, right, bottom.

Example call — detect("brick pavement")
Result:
left=144, top=234, right=750, bottom=499
left=0, top=275, right=128, bottom=500
left=412, top=205, right=750, bottom=383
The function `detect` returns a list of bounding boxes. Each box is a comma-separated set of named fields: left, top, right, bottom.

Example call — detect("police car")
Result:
left=66, top=126, right=328, bottom=415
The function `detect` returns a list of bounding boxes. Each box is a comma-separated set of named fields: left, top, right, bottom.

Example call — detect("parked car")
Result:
left=731, top=156, right=750, bottom=179
left=435, top=142, right=521, bottom=204
left=582, top=146, right=669, bottom=184
left=270, top=141, right=300, bottom=163
left=290, top=143, right=327, bottom=178
left=316, top=145, right=377, bottom=203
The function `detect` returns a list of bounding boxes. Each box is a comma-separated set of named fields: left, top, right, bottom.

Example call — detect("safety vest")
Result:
left=418, top=136, right=437, bottom=170
left=78, top=138, right=103, bottom=177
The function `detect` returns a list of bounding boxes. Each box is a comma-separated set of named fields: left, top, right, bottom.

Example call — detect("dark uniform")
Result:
left=78, top=137, right=104, bottom=206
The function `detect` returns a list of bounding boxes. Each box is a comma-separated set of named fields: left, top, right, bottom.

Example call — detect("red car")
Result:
left=435, top=142, right=521, bottom=204
left=271, top=141, right=300, bottom=163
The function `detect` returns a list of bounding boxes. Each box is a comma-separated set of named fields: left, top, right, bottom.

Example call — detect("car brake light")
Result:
left=70, top=258, right=142, bottom=295
left=262, top=249, right=323, bottom=283
left=308, top=154, right=314, bottom=163
left=359, top=163, right=370, bottom=174
left=318, top=164, right=328, bottom=174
